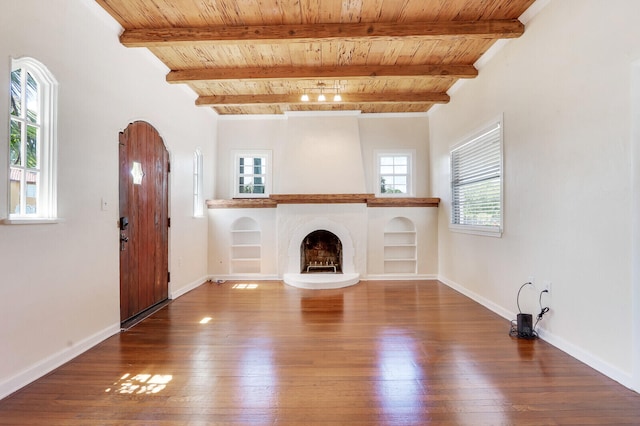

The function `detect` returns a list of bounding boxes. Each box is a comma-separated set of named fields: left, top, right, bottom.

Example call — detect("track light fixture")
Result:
left=300, top=81, right=344, bottom=102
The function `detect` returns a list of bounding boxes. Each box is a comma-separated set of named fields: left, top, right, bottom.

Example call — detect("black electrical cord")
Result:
left=509, top=282, right=550, bottom=339
left=533, top=289, right=550, bottom=333
left=516, top=282, right=533, bottom=314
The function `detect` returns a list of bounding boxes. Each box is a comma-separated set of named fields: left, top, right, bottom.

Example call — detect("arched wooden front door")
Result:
left=118, top=121, right=169, bottom=324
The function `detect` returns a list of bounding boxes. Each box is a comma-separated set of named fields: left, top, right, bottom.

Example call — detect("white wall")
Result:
left=215, top=112, right=430, bottom=198
left=631, top=59, right=640, bottom=391
left=280, top=113, right=366, bottom=194
left=359, top=115, right=431, bottom=197
left=0, top=0, right=217, bottom=398
left=429, top=0, right=640, bottom=389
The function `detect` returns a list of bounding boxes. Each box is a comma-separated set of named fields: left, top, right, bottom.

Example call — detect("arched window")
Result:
left=8, top=57, right=58, bottom=220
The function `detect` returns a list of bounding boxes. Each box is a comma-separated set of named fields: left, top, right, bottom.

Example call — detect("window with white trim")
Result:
left=232, top=150, right=271, bottom=198
left=8, top=57, right=58, bottom=220
left=450, top=120, right=503, bottom=236
left=193, top=149, right=204, bottom=217
left=375, top=150, right=414, bottom=197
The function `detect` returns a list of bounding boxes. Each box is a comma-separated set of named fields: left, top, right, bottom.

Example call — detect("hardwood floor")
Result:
left=1, top=280, right=639, bottom=425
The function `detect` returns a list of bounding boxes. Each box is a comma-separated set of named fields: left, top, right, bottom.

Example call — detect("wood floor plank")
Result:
left=1, top=280, right=639, bottom=425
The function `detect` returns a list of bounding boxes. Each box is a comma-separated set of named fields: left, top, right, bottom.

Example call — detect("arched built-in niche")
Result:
left=230, top=217, right=261, bottom=274
left=383, top=217, right=417, bottom=274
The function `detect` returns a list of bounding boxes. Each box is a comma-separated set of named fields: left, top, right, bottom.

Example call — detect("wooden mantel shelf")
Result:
left=366, top=197, right=440, bottom=207
left=207, top=194, right=440, bottom=209
left=270, top=193, right=373, bottom=204
left=206, top=198, right=277, bottom=209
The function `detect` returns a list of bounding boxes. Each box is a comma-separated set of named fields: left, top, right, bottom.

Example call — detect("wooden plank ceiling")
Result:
left=95, top=0, right=535, bottom=115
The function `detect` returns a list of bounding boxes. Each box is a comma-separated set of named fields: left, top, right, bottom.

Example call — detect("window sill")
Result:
left=449, top=224, right=502, bottom=238
left=1, top=217, right=62, bottom=225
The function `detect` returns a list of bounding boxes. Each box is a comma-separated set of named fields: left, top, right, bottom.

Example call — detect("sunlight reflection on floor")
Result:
left=105, top=373, right=173, bottom=395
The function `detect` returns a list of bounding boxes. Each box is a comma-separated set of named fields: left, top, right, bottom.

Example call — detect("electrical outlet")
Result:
left=542, top=280, right=552, bottom=293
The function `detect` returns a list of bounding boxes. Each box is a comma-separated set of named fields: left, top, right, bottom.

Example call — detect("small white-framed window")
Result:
left=375, top=150, right=415, bottom=197
left=8, top=57, right=58, bottom=221
left=450, top=118, right=503, bottom=237
left=193, top=149, right=204, bottom=217
left=232, top=150, right=272, bottom=198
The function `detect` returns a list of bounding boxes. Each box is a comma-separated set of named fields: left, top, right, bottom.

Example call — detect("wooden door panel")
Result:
left=119, top=121, right=169, bottom=322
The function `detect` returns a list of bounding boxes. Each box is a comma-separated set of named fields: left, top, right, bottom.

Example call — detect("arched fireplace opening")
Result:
left=301, top=230, right=342, bottom=274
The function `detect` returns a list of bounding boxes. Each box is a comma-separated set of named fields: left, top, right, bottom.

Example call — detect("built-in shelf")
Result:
left=207, top=194, right=439, bottom=208
left=230, top=218, right=261, bottom=274
left=383, top=218, right=417, bottom=274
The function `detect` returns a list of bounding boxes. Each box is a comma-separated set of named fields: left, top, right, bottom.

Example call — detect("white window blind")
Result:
left=450, top=122, right=502, bottom=235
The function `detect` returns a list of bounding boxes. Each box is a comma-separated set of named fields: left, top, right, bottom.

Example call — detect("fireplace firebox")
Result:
left=301, top=230, right=342, bottom=274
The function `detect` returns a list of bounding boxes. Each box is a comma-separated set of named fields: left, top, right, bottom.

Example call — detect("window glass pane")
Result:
left=26, top=72, right=39, bottom=123
left=27, top=125, right=39, bottom=168
left=394, top=156, right=408, bottom=165
left=10, top=69, right=22, bottom=117
left=380, top=156, right=394, bottom=165
left=396, top=176, right=407, bottom=185
left=26, top=172, right=38, bottom=214
left=380, top=165, right=394, bottom=174
left=10, top=168, right=22, bottom=214
left=395, top=185, right=407, bottom=193
left=10, top=119, right=22, bottom=166
left=395, top=165, right=407, bottom=175
left=252, top=184, right=265, bottom=194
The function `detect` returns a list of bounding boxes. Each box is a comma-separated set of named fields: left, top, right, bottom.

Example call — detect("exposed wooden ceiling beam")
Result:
left=195, top=92, right=450, bottom=106
left=167, top=64, right=477, bottom=84
left=121, top=20, right=524, bottom=47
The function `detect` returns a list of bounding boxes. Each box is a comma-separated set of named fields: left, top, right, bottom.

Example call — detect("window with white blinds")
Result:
left=450, top=120, right=503, bottom=236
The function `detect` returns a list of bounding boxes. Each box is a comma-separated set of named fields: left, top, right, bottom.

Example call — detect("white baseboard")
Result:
left=0, top=323, right=120, bottom=400
left=170, top=275, right=209, bottom=299
left=535, top=327, right=633, bottom=390
left=438, top=274, right=635, bottom=391
left=438, top=275, right=514, bottom=321
left=209, top=274, right=280, bottom=282
left=363, top=274, right=438, bottom=281
left=1, top=277, right=211, bottom=401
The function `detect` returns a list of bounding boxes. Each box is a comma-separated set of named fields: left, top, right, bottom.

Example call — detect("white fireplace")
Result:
left=210, top=112, right=438, bottom=284
left=278, top=204, right=365, bottom=289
